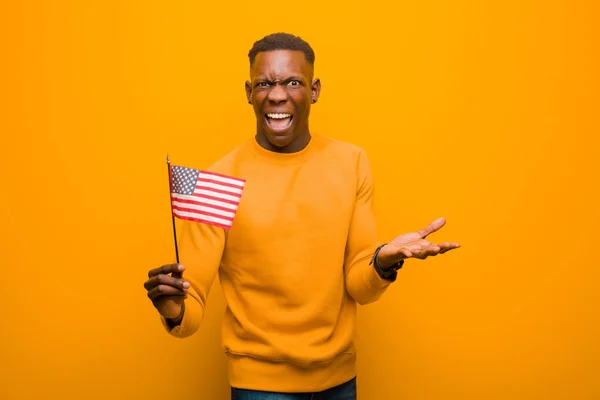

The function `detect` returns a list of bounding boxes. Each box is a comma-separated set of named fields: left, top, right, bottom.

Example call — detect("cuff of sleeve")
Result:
left=160, top=294, right=203, bottom=338
left=363, top=262, right=394, bottom=291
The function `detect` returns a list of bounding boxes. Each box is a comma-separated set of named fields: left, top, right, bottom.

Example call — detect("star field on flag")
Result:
left=170, top=165, right=245, bottom=229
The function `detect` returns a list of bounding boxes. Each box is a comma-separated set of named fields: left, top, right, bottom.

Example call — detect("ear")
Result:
left=245, top=81, right=252, bottom=104
left=311, top=78, right=321, bottom=104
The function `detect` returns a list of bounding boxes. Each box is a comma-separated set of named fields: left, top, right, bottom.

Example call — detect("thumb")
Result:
left=418, top=217, right=446, bottom=238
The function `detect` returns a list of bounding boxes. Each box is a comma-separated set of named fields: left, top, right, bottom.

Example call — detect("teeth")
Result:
left=267, top=113, right=291, bottom=119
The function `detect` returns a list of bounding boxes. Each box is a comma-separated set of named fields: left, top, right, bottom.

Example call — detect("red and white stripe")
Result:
left=172, top=171, right=245, bottom=229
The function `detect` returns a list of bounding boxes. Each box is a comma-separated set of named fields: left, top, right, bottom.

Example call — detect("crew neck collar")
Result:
left=250, top=134, right=321, bottom=165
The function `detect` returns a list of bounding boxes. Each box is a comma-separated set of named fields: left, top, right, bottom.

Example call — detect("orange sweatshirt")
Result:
left=161, top=134, right=394, bottom=392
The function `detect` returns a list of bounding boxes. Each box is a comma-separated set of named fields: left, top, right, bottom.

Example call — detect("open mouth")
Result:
left=265, top=112, right=293, bottom=133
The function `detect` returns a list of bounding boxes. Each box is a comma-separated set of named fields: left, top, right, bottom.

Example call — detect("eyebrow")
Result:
left=254, top=76, right=305, bottom=82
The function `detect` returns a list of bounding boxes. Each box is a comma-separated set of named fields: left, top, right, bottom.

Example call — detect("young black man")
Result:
left=144, top=32, right=460, bottom=400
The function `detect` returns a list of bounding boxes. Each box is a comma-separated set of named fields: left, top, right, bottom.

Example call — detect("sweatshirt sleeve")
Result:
left=160, top=218, right=226, bottom=338
left=343, top=149, right=394, bottom=305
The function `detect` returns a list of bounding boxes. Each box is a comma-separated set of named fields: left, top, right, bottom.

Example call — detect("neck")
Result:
left=255, top=129, right=312, bottom=154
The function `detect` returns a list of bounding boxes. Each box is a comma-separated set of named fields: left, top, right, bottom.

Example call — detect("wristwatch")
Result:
left=369, top=243, right=404, bottom=282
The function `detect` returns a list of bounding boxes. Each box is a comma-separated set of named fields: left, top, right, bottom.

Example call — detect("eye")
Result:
left=288, top=80, right=300, bottom=86
left=258, top=82, right=270, bottom=88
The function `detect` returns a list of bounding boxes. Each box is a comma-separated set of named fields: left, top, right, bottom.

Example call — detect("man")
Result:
left=144, top=32, right=460, bottom=399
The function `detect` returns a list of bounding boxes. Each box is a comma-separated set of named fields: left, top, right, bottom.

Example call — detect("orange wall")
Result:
left=1, top=1, right=599, bottom=399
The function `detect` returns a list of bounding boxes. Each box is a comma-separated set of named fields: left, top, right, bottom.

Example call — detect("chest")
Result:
left=227, top=160, right=356, bottom=247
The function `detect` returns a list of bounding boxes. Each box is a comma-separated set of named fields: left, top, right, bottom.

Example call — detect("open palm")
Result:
left=378, top=217, right=460, bottom=267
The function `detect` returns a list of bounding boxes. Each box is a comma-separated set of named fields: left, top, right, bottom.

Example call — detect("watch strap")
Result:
left=369, top=243, right=404, bottom=282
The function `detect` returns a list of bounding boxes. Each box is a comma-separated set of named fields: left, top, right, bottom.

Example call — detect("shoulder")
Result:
left=203, top=139, right=252, bottom=177
left=318, top=135, right=365, bottom=155
left=316, top=135, right=371, bottom=168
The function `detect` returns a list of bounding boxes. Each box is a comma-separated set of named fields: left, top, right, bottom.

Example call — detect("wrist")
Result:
left=376, top=245, right=402, bottom=269
left=370, top=244, right=404, bottom=281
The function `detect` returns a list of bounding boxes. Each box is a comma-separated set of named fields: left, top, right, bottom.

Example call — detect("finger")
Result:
left=417, top=217, right=446, bottom=239
left=421, top=245, right=441, bottom=258
left=439, top=242, right=461, bottom=254
left=144, top=274, right=190, bottom=291
left=427, top=244, right=441, bottom=253
left=147, top=284, right=187, bottom=300
left=154, top=294, right=188, bottom=304
left=172, top=264, right=185, bottom=279
left=409, top=243, right=441, bottom=259
left=407, top=240, right=431, bottom=253
left=148, top=263, right=185, bottom=278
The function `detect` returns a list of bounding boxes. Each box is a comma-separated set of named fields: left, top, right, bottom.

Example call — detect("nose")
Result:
left=267, top=82, right=288, bottom=103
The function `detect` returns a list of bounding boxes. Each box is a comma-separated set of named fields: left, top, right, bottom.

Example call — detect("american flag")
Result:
left=169, top=165, right=245, bottom=229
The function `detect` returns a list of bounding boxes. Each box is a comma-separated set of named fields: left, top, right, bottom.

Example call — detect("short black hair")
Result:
left=248, top=32, right=315, bottom=67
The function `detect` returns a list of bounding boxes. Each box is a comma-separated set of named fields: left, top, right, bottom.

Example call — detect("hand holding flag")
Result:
left=144, top=156, right=246, bottom=326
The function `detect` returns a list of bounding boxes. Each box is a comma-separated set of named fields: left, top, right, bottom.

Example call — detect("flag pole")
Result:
left=166, top=154, right=180, bottom=263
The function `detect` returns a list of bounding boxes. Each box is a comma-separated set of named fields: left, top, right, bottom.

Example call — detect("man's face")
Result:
left=245, top=50, right=320, bottom=150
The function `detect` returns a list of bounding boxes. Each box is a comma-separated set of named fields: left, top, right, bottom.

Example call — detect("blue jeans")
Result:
left=231, top=377, right=357, bottom=400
